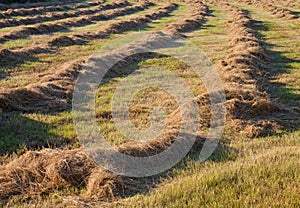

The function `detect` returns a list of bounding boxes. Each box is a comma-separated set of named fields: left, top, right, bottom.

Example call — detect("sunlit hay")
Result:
left=0, top=3, right=175, bottom=113
left=236, top=0, right=299, bottom=20
left=165, top=0, right=208, bottom=34
left=85, top=167, right=122, bottom=200
left=49, top=35, right=86, bottom=47
left=0, top=93, right=208, bottom=202
left=0, top=0, right=86, bottom=11
left=209, top=2, right=284, bottom=137
left=0, top=149, right=96, bottom=201
left=0, top=62, right=82, bottom=112
left=0, top=46, right=49, bottom=65
left=0, top=1, right=150, bottom=46
left=48, top=2, right=174, bottom=46
left=0, top=1, right=127, bottom=28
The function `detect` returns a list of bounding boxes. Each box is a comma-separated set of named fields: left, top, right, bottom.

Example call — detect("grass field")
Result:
left=0, top=0, right=299, bottom=207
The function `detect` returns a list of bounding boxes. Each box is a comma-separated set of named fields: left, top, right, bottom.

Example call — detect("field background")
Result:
left=0, top=0, right=299, bottom=207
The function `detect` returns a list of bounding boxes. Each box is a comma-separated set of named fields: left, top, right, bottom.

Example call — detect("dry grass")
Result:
left=0, top=0, right=299, bottom=206
left=119, top=132, right=300, bottom=208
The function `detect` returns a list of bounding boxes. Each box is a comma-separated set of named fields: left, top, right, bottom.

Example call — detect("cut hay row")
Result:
left=0, top=0, right=85, bottom=11
left=0, top=0, right=299, bottom=206
left=0, top=3, right=177, bottom=112
left=0, top=32, right=208, bottom=203
left=49, top=2, right=177, bottom=47
left=246, top=0, right=300, bottom=10
left=0, top=149, right=97, bottom=201
left=0, top=3, right=213, bottom=200
left=0, top=61, right=82, bottom=112
left=0, top=0, right=128, bottom=28
left=0, top=149, right=122, bottom=202
left=0, top=0, right=105, bottom=18
left=0, top=46, right=50, bottom=65
left=271, top=0, right=300, bottom=10
left=164, top=0, right=209, bottom=34
left=236, top=0, right=299, bottom=21
left=207, top=1, right=283, bottom=137
left=0, top=3, right=134, bottom=40
left=0, top=1, right=152, bottom=47
left=260, top=4, right=299, bottom=21
left=0, top=1, right=155, bottom=66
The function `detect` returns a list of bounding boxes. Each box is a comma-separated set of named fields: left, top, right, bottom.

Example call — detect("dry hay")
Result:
left=208, top=2, right=295, bottom=137
left=0, top=0, right=129, bottom=28
left=0, top=61, right=82, bottom=112
left=0, top=46, right=50, bottom=67
left=49, top=2, right=176, bottom=47
left=165, top=0, right=209, bottom=34
left=0, top=149, right=96, bottom=201
left=0, top=89, right=207, bottom=202
left=0, top=2, right=87, bottom=18
left=0, top=30, right=165, bottom=112
left=0, top=1, right=133, bottom=41
left=0, top=32, right=210, bottom=201
left=0, top=92, right=206, bottom=201
left=0, top=1, right=153, bottom=64
left=0, top=33, right=211, bottom=202
left=236, top=0, right=299, bottom=21
left=0, top=0, right=85, bottom=11
left=0, top=48, right=28, bottom=63
left=262, top=4, right=299, bottom=20
left=1, top=0, right=299, bottom=204
left=271, top=0, right=300, bottom=10
left=0, top=149, right=149, bottom=202
left=49, top=36, right=86, bottom=47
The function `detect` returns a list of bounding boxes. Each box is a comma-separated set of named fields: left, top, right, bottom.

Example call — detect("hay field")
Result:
left=0, top=0, right=299, bottom=207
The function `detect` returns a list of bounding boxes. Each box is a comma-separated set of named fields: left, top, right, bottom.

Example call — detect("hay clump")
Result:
left=0, top=149, right=96, bottom=201
left=49, top=36, right=83, bottom=47
left=165, top=0, right=208, bottom=34
left=209, top=2, right=287, bottom=137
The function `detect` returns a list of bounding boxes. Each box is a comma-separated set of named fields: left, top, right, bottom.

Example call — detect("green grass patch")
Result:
left=0, top=112, right=77, bottom=155
left=121, top=131, right=300, bottom=207
left=1, top=39, right=34, bottom=49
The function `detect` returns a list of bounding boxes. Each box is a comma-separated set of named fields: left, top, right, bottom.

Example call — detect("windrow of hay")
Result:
left=205, top=1, right=290, bottom=137
left=0, top=48, right=28, bottom=63
left=0, top=2, right=176, bottom=112
left=0, top=147, right=171, bottom=203
left=0, top=0, right=133, bottom=41
left=0, top=93, right=205, bottom=202
left=165, top=0, right=209, bottom=34
left=0, top=149, right=97, bottom=201
left=0, top=29, right=212, bottom=203
left=1, top=43, right=52, bottom=58
left=267, top=0, right=300, bottom=10
left=0, top=0, right=104, bottom=19
left=3, top=0, right=300, bottom=204
left=0, top=0, right=86, bottom=11
left=0, top=0, right=128, bottom=28
left=0, top=76, right=206, bottom=202
left=0, top=61, right=82, bottom=111
left=0, top=1, right=153, bottom=64
left=0, top=46, right=50, bottom=65
left=49, top=2, right=177, bottom=47
left=236, top=0, right=300, bottom=21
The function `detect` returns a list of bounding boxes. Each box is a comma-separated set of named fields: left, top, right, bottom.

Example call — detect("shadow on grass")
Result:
left=0, top=48, right=236, bottom=202
left=0, top=48, right=53, bottom=75
left=290, top=10, right=300, bottom=18
left=242, top=9, right=300, bottom=132
left=0, top=112, right=76, bottom=157
left=109, top=132, right=237, bottom=199
left=0, top=56, right=39, bottom=71
left=0, top=7, right=238, bottom=202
